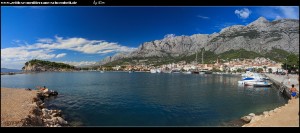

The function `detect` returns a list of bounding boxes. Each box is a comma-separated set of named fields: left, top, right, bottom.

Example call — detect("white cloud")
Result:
left=1, top=48, right=57, bottom=69
left=257, top=6, right=299, bottom=20
left=37, top=38, right=53, bottom=43
left=1, top=36, right=137, bottom=69
left=13, top=40, right=21, bottom=43
left=55, top=53, right=67, bottom=58
left=0, top=60, right=26, bottom=70
left=197, top=15, right=210, bottom=19
left=235, top=8, right=252, bottom=19
left=1, top=48, right=56, bottom=61
left=164, top=34, right=176, bottom=39
left=278, top=6, right=299, bottom=19
left=32, top=36, right=136, bottom=54
left=60, top=61, right=97, bottom=67
left=275, top=15, right=282, bottom=20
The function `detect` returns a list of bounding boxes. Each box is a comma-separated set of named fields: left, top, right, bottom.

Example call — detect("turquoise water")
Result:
left=1, top=72, right=288, bottom=126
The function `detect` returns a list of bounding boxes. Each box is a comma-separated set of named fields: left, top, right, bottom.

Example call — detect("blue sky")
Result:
left=1, top=6, right=299, bottom=69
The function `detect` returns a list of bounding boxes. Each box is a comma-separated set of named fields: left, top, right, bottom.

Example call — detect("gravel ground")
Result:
left=1, top=88, right=38, bottom=127
left=243, top=99, right=299, bottom=127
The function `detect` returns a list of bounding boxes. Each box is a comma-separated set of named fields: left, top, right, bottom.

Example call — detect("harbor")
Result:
left=242, top=73, right=299, bottom=127
left=1, top=72, right=289, bottom=126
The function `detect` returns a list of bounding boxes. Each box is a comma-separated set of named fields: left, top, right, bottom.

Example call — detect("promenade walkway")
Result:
left=265, top=73, right=299, bottom=91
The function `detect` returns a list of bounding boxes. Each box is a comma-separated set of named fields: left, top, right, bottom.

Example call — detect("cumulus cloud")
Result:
left=32, top=36, right=136, bottom=54
left=1, top=48, right=57, bottom=69
left=1, top=36, right=137, bottom=69
left=1, top=48, right=56, bottom=61
left=197, top=15, right=210, bottom=19
left=235, top=8, right=252, bottom=19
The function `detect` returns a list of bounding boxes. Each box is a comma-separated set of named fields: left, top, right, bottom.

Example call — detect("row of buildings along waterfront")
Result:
left=102, top=57, right=285, bottom=73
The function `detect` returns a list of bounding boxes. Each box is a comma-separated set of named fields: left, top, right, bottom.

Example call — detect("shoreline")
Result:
left=1, top=87, right=68, bottom=127
left=241, top=74, right=299, bottom=127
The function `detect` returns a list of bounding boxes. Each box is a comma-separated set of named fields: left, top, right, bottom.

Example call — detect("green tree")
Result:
left=268, top=68, right=273, bottom=73
left=237, top=68, right=242, bottom=73
left=263, top=66, right=267, bottom=73
left=212, top=67, right=221, bottom=72
left=257, top=68, right=264, bottom=73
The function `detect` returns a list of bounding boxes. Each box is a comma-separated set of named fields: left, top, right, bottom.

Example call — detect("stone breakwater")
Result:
left=241, top=74, right=299, bottom=127
left=1, top=88, right=68, bottom=127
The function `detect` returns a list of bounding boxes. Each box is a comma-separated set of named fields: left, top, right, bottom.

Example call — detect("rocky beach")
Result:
left=1, top=88, right=68, bottom=127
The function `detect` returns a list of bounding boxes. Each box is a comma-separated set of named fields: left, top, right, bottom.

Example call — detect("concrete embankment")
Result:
left=1, top=88, right=68, bottom=127
left=242, top=74, right=299, bottom=127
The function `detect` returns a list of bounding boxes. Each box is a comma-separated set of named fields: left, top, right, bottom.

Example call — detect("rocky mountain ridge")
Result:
left=99, top=17, right=299, bottom=65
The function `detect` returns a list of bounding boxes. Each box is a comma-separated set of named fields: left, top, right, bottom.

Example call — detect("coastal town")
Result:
left=100, top=57, right=291, bottom=74
left=1, top=5, right=299, bottom=127
left=3, top=57, right=294, bottom=76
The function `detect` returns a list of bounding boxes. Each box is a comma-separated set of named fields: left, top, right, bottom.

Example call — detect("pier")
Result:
left=265, top=73, right=299, bottom=98
left=242, top=73, right=299, bottom=127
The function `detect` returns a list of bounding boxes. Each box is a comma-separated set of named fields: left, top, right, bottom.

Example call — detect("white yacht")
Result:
left=150, top=69, right=157, bottom=73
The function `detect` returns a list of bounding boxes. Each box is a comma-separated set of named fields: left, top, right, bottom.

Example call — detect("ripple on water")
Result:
left=1, top=72, right=288, bottom=126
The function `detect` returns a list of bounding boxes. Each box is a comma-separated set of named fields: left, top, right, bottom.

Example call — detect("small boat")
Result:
left=253, top=82, right=272, bottom=87
left=191, top=70, right=199, bottom=74
left=150, top=69, right=157, bottom=73
left=171, top=70, right=181, bottom=73
left=156, top=69, right=162, bottom=73
left=183, top=71, right=192, bottom=74
left=204, top=71, right=213, bottom=74
left=199, top=71, right=205, bottom=74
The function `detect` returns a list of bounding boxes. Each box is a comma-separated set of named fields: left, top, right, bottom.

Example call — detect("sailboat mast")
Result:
left=202, top=49, right=204, bottom=64
left=196, top=50, right=198, bottom=64
left=201, top=49, right=203, bottom=64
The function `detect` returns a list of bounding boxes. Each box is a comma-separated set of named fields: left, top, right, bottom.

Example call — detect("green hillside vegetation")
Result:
left=23, top=59, right=75, bottom=69
left=264, top=48, right=291, bottom=62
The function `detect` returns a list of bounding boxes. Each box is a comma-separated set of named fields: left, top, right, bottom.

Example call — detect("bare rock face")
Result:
left=99, top=17, right=299, bottom=64
left=97, top=53, right=130, bottom=65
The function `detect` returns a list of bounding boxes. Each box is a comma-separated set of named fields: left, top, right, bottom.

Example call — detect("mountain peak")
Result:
left=249, top=17, right=269, bottom=25
left=99, top=17, right=299, bottom=65
left=256, top=17, right=268, bottom=22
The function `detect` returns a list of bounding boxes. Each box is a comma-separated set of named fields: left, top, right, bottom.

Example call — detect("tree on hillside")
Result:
left=280, top=53, right=299, bottom=70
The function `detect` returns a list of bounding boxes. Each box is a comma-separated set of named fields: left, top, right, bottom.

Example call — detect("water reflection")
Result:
left=1, top=72, right=287, bottom=126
